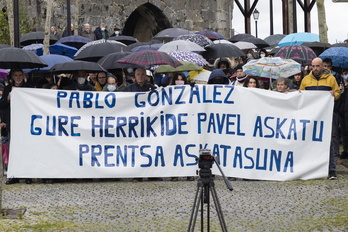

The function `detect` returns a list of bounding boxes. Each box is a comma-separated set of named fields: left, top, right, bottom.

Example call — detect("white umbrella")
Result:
left=158, top=40, right=205, bottom=53
left=213, top=39, right=234, bottom=45
left=193, top=71, right=211, bottom=83
left=233, top=41, right=257, bottom=50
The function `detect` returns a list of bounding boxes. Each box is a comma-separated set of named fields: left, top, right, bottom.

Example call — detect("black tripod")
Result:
left=188, top=150, right=233, bottom=232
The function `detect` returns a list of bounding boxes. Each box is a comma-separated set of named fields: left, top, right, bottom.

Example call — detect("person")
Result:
left=169, top=72, right=189, bottom=85
left=339, top=69, right=348, bottom=159
left=0, top=69, right=33, bottom=184
left=299, top=57, right=341, bottom=180
left=213, top=57, right=234, bottom=70
left=0, top=84, right=9, bottom=175
left=274, top=77, right=290, bottom=93
left=124, top=68, right=157, bottom=182
left=102, top=75, right=119, bottom=92
left=124, top=68, right=156, bottom=92
left=50, top=26, right=61, bottom=40
left=289, top=72, right=303, bottom=90
left=233, top=64, right=248, bottom=86
left=62, top=24, right=74, bottom=37
left=344, top=39, right=348, bottom=43
left=94, top=23, right=109, bottom=40
left=323, top=58, right=344, bottom=169
left=207, top=69, right=230, bottom=85
left=94, top=72, right=107, bottom=91
left=243, top=76, right=260, bottom=88
left=258, top=49, right=268, bottom=58
left=110, top=27, right=122, bottom=37
left=145, top=70, right=155, bottom=85
left=80, top=23, right=96, bottom=40
left=72, top=70, right=96, bottom=91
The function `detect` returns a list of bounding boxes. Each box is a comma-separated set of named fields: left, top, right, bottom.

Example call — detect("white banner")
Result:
left=8, top=85, right=333, bottom=180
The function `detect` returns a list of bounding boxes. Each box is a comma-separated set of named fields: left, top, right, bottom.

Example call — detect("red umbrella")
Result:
left=117, top=50, right=182, bottom=68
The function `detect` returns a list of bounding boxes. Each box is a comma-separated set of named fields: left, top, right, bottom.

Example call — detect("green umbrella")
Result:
left=154, top=61, right=202, bottom=74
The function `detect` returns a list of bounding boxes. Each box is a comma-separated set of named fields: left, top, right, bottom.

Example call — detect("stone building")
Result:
left=2, top=0, right=234, bottom=42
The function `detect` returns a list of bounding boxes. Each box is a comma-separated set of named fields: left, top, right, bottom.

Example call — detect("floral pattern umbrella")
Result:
left=243, top=57, right=301, bottom=80
left=168, top=51, right=208, bottom=66
left=173, top=34, right=213, bottom=47
left=319, top=47, right=348, bottom=69
left=274, top=44, right=317, bottom=66
left=117, top=50, right=182, bottom=68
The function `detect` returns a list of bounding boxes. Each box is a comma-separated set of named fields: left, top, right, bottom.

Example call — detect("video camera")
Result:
left=197, top=149, right=214, bottom=181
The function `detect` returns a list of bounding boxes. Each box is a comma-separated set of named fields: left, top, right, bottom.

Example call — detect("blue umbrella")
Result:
left=22, top=43, right=44, bottom=56
left=278, top=32, right=319, bottom=47
left=28, top=54, right=73, bottom=73
left=319, top=47, right=348, bottom=69
left=49, top=43, right=78, bottom=59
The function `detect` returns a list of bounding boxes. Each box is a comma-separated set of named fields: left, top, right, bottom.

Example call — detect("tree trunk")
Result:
left=316, top=0, right=328, bottom=43
left=6, top=0, right=14, bottom=47
left=43, top=0, right=53, bottom=55
left=74, top=0, right=79, bottom=36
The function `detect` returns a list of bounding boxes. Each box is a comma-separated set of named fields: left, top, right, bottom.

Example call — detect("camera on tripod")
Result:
left=197, top=149, right=214, bottom=181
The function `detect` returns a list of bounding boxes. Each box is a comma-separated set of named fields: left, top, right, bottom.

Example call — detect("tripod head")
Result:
left=197, top=149, right=233, bottom=191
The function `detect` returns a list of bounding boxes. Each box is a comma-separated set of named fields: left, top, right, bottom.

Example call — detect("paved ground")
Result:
left=1, top=161, right=348, bottom=232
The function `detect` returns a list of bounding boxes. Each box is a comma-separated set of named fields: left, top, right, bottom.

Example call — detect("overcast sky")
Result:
left=232, top=1, right=348, bottom=44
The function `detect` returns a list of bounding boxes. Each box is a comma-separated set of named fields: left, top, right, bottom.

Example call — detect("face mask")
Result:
left=101, top=27, right=105, bottom=31
left=175, top=80, right=185, bottom=85
left=115, top=31, right=120, bottom=35
left=260, top=54, right=265, bottom=58
left=343, top=74, right=348, bottom=81
left=247, top=53, right=253, bottom=59
left=107, top=85, right=116, bottom=92
left=77, top=77, right=85, bottom=85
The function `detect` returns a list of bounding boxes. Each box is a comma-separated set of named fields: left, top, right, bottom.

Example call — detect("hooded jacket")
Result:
left=207, top=69, right=230, bottom=85
left=299, top=69, right=340, bottom=101
left=213, top=57, right=236, bottom=69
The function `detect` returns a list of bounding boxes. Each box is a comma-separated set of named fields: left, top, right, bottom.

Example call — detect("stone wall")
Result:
left=9, top=0, right=234, bottom=41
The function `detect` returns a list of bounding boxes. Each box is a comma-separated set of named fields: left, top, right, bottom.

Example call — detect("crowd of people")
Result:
left=1, top=27, right=348, bottom=183
left=50, top=23, right=122, bottom=41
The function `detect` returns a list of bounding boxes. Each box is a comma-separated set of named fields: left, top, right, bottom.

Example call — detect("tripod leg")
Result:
left=210, top=185, right=229, bottom=232
left=188, top=186, right=203, bottom=232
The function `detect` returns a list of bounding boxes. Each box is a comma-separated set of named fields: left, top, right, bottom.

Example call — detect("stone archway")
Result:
left=122, top=3, right=172, bottom=42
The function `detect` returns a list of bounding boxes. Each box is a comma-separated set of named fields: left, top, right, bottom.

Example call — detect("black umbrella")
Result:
left=20, top=31, right=58, bottom=46
left=57, top=36, right=93, bottom=49
left=263, top=34, right=286, bottom=47
left=50, top=60, right=107, bottom=74
left=201, top=43, right=245, bottom=60
left=74, top=41, right=128, bottom=62
left=97, top=51, right=134, bottom=70
left=229, top=33, right=269, bottom=49
left=0, top=47, right=47, bottom=69
left=153, top=28, right=193, bottom=42
left=331, top=43, right=348, bottom=48
left=274, top=45, right=317, bottom=66
left=107, top=35, right=138, bottom=45
left=229, top=33, right=255, bottom=43
left=301, top=42, right=332, bottom=56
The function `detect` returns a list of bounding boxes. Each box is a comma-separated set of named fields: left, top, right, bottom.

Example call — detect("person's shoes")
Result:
left=187, top=176, right=195, bottom=181
left=171, top=177, right=179, bottom=181
left=328, top=171, right=337, bottom=180
left=132, top=178, right=142, bottom=182
left=25, top=178, right=32, bottom=184
left=5, top=178, right=19, bottom=185
left=148, top=177, right=163, bottom=181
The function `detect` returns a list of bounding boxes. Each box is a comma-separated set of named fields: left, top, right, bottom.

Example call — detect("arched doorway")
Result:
left=122, top=3, right=172, bottom=42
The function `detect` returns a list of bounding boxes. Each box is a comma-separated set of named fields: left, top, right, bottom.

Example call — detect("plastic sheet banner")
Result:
left=8, top=86, right=333, bottom=180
